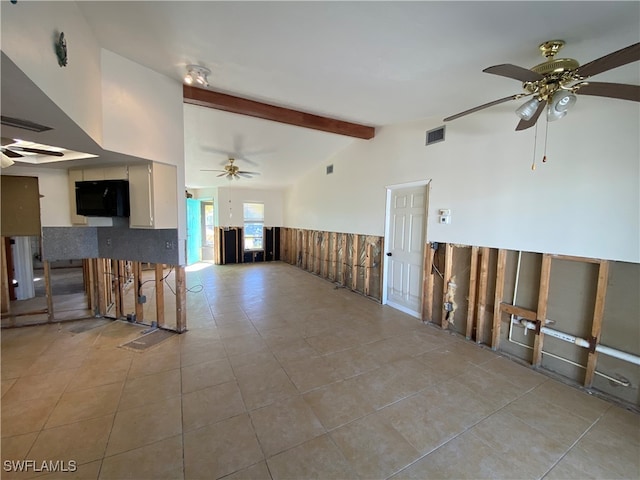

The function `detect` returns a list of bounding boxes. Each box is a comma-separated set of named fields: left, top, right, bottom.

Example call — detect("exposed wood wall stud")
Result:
left=422, top=243, right=435, bottom=322
left=466, top=246, right=479, bottom=340
left=44, top=260, right=54, bottom=322
left=476, top=247, right=490, bottom=344
left=175, top=265, right=187, bottom=332
left=584, top=260, right=610, bottom=387
left=533, top=253, right=552, bottom=366
left=491, top=249, right=507, bottom=350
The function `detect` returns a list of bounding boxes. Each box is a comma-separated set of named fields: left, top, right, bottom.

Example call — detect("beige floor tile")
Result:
left=304, top=332, right=359, bottom=355
left=269, top=338, right=318, bottom=364
left=1, top=355, right=39, bottom=380
left=527, top=379, right=610, bottom=422
left=250, top=395, right=325, bottom=457
left=504, top=391, right=594, bottom=447
left=324, top=345, right=381, bottom=380
left=184, top=414, right=263, bottom=479
left=118, top=368, right=181, bottom=410
left=24, top=350, right=88, bottom=376
left=352, top=358, right=436, bottom=410
left=281, top=355, right=341, bottom=393
left=470, top=411, right=568, bottom=478
left=66, top=365, right=129, bottom=392
left=303, top=379, right=376, bottom=430
left=378, top=385, right=493, bottom=454
left=479, top=356, right=548, bottom=391
left=106, top=395, right=182, bottom=456
left=2, top=378, right=17, bottom=398
left=181, top=358, right=234, bottom=394
left=330, top=413, right=421, bottom=480
left=544, top=448, right=640, bottom=480
left=182, top=380, right=246, bottom=432
left=227, top=349, right=279, bottom=370
left=2, top=395, right=60, bottom=438
left=257, top=325, right=302, bottom=348
left=235, top=362, right=298, bottom=411
left=100, top=435, right=184, bottom=480
left=27, top=414, right=114, bottom=466
left=391, top=431, right=516, bottom=480
left=596, top=405, right=640, bottom=444
left=1, top=432, right=39, bottom=462
left=220, top=461, right=271, bottom=480
left=223, top=333, right=269, bottom=357
left=127, top=348, right=181, bottom=379
left=180, top=341, right=227, bottom=367
left=45, top=383, right=123, bottom=429
left=268, top=434, right=358, bottom=480
left=570, top=420, right=640, bottom=478
left=453, top=366, right=526, bottom=408
left=36, top=460, right=101, bottom=480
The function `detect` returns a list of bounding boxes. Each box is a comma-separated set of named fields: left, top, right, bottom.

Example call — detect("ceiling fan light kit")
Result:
left=516, top=97, right=542, bottom=120
left=444, top=40, right=640, bottom=131
left=201, top=157, right=260, bottom=180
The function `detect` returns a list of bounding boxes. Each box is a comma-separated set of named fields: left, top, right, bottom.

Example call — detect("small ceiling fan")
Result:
left=1, top=137, right=64, bottom=167
left=444, top=40, right=640, bottom=130
left=201, top=157, right=259, bottom=180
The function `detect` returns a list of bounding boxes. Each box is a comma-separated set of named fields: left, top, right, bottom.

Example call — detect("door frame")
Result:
left=382, top=179, right=431, bottom=318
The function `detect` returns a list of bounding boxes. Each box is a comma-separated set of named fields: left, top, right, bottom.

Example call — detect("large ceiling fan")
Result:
left=1, top=137, right=64, bottom=168
left=444, top=41, right=640, bottom=130
left=201, top=157, right=259, bottom=180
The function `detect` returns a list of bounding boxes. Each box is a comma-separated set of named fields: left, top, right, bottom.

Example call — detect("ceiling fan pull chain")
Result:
left=531, top=120, right=539, bottom=171
left=542, top=116, right=549, bottom=163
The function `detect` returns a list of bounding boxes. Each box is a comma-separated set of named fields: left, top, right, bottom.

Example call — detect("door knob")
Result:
left=386, top=252, right=392, bottom=256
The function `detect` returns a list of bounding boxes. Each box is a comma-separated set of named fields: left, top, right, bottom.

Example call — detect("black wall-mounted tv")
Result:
left=75, top=180, right=130, bottom=217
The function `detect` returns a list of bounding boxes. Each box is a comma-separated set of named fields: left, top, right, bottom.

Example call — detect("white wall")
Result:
left=1, top=0, right=103, bottom=145
left=285, top=99, right=640, bottom=263
left=101, top=50, right=187, bottom=263
left=217, top=187, right=284, bottom=227
left=1, top=166, right=72, bottom=227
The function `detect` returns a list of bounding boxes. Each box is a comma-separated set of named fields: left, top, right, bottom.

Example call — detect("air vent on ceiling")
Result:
left=426, top=126, right=445, bottom=146
left=1, top=116, right=53, bottom=133
left=326, top=164, right=334, bottom=175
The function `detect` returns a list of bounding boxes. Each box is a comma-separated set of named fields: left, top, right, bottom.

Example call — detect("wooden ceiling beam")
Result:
left=183, top=86, right=375, bottom=140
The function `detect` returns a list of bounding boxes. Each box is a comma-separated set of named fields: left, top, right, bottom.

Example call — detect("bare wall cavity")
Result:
left=425, top=242, right=640, bottom=408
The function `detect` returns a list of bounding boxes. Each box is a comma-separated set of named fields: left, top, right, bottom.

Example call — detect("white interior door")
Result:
left=384, top=184, right=428, bottom=318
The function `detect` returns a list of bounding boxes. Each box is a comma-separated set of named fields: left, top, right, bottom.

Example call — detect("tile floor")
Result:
left=1, top=262, right=638, bottom=480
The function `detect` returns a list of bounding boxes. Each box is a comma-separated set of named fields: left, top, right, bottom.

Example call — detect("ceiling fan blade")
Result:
left=576, top=82, right=640, bottom=102
left=237, top=170, right=260, bottom=175
left=12, top=146, right=64, bottom=157
left=237, top=173, right=253, bottom=178
left=201, top=169, right=227, bottom=172
left=576, top=42, right=640, bottom=79
left=0, top=147, right=23, bottom=158
left=483, top=64, right=544, bottom=83
left=216, top=172, right=228, bottom=177
left=515, top=101, right=546, bottom=131
left=444, top=94, right=525, bottom=122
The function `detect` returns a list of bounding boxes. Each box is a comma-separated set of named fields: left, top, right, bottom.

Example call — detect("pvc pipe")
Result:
left=516, top=318, right=640, bottom=366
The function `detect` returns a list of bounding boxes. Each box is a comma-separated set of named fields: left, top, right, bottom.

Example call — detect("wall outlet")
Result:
left=165, top=241, right=173, bottom=249
left=106, top=238, right=112, bottom=246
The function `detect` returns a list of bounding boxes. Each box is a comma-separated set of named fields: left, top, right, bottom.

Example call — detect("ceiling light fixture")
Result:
left=184, top=64, right=211, bottom=87
left=547, top=90, right=577, bottom=121
left=515, top=97, right=541, bottom=121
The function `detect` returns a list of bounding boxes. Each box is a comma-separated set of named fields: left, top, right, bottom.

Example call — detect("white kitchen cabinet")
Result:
left=82, top=165, right=128, bottom=181
left=128, top=162, right=177, bottom=229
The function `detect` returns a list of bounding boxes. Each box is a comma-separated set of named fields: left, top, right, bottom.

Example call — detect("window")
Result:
left=243, top=202, right=264, bottom=250
left=202, top=202, right=214, bottom=246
